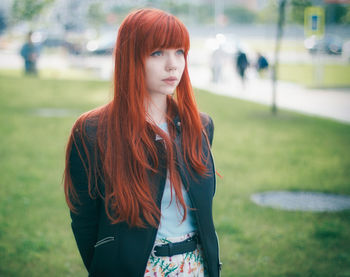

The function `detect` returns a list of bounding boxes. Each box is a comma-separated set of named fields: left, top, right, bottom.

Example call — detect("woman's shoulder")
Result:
left=199, top=112, right=214, bottom=146
left=199, top=112, right=214, bottom=129
left=72, top=105, right=108, bottom=142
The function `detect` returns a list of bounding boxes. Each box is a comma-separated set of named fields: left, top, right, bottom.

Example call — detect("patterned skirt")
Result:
left=144, top=232, right=208, bottom=277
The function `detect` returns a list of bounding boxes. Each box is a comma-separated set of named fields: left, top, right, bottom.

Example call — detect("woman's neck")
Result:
left=146, top=94, right=167, bottom=125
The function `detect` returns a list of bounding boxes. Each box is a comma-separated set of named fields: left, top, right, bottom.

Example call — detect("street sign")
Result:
left=304, top=6, right=325, bottom=38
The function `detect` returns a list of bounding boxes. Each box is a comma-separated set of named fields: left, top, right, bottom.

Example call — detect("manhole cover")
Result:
left=33, top=108, right=75, bottom=117
left=251, top=191, right=350, bottom=212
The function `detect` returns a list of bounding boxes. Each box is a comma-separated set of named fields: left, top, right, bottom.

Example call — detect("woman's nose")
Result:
left=165, top=55, right=177, bottom=71
left=166, top=64, right=177, bottom=71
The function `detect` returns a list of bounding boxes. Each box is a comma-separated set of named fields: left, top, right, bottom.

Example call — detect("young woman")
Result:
left=64, top=8, right=221, bottom=277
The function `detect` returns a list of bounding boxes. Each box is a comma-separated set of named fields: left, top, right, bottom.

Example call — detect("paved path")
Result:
left=1, top=50, right=349, bottom=124
left=189, top=64, right=350, bottom=124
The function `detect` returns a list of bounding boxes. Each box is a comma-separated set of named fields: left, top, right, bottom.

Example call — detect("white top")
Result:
left=156, top=122, right=197, bottom=239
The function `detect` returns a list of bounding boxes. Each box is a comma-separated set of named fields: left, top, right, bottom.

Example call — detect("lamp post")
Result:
left=271, top=0, right=287, bottom=114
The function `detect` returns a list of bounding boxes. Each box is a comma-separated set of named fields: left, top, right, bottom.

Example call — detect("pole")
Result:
left=271, top=0, right=286, bottom=114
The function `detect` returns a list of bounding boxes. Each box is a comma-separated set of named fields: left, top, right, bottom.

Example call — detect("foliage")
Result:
left=325, top=3, right=350, bottom=24
left=0, top=9, right=6, bottom=34
left=195, top=4, right=215, bottom=25
left=288, top=0, right=312, bottom=25
left=256, top=0, right=278, bottom=23
left=160, top=0, right=190, bottom=15
left=343, top=5, right=350, bottom=24
left=110, top=5, right=132, bottom=24
left=11, top=0, right=54, bottom=24
left=87, top=3, right=106, bottom=28
left=224, top=5, right=256, bottom=24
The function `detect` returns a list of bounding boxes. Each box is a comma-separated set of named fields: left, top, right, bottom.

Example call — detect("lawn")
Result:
left=278, top=63, right=350, bottom=88
left=0, top=73, right=349, bottom=276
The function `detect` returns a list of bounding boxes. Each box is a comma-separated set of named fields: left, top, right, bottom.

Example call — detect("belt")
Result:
left=151, top=234, right=198, bottom=258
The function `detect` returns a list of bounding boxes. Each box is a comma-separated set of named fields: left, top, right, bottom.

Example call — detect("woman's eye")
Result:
left=176, top=49, right=184, bottom=55
left=151, top=50, right=163, bottom=57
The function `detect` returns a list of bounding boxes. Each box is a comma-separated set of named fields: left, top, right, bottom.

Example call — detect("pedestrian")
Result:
left=256, top=52, right=269, bottom=77
left=20, top=31, right=40, bottom=75
left=210, top=45, right=225, bottom=83
left=64, top=8, right=221, bottom=277
left=235, top=50, right=249, bottom=85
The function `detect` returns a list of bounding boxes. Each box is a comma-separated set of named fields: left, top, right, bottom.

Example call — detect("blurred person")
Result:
left=235, top=49, right=249, bottom=86
left=64, top=8, right=221, bottom=277
left=256, top=52, right=269, bottom=77
left=20, top=31, right=40, bottom=75
left=210, top=45, right=225, bottom=83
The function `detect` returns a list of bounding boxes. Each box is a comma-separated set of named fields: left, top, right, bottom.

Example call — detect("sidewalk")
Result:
left=189, top=65, right=350, bottom=124
left=1, top=50, right=349, bottom=124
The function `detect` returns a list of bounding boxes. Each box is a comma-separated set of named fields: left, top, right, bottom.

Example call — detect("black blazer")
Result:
left=68, top=113, right=221, bottom=277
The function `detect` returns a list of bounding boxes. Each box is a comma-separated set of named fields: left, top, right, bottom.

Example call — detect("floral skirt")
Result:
left=144, top=232, right=208, bottom=277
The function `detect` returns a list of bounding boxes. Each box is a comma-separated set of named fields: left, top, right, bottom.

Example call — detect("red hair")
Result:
left=64, top=8, right=208, bottom=228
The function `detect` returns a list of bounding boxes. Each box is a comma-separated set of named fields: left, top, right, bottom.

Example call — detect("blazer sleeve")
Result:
left=200, top=113, right=214, bottom=148
left=68, top=128, right=100, bottom=271
left=207, top=115, right=214, bottom=148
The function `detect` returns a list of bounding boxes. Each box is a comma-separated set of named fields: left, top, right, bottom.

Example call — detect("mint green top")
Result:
left=156, top=122, right=197, bottom=239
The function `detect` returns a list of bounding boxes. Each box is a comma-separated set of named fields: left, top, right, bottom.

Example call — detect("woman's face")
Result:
left=144, top=48, right=185, bottom=98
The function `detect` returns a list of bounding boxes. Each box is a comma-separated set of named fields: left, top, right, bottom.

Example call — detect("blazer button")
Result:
left=219, top=262, right=223, bottom=270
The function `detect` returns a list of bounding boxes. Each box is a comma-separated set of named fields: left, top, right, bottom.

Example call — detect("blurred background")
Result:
left=1, top=0, right=350, bottom=86
left=0, top=0, right=350, bottom=276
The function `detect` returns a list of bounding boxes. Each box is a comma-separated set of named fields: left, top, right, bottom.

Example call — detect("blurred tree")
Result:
left=146, top=0, right=160, bottom=8
left=340, top=5, right=350, bottom=24
left=158, top=0, right=190, bottom=23
left=256, top=0, right=278, bottom=23
left=325, top=3, right=349, bottom=24
left=289, top=0, right=312, bottom=24
left=0, top=9, right=7, bottom=34
left=11, top=0, right=54, bottom=25
left=87, top=2, right=106, bottom=30
left=197, top=4, right=214, bottom=24
left=111, top=5, right=131, bottom=24
left=224, top=5, right=256, bottom=24
left=159, top=0, right=185, bottom=13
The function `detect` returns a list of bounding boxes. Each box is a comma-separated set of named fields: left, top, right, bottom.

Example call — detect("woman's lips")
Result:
left=162, top=77, right=178, bottom=85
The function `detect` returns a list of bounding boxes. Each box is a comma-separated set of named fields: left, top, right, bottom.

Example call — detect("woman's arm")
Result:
left=68, top=128, right=100, bottom=271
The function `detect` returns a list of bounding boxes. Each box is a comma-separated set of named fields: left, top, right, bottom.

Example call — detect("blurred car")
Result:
left=86, top=33, right=116, bottom=55
left=304, top=35, right=343, bottom=55
left=37, top=30, right=84, bottom=55
left=41, top=36, right=65, bottom=48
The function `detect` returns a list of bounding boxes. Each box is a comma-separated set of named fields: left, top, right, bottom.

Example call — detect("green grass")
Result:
left=247, top=38, right=307, bottom=53
left=0, top=73, right=349, bottom=276
left=0, top=68, right=100, bottom=81
left=278, top=63, right=350, bottom=88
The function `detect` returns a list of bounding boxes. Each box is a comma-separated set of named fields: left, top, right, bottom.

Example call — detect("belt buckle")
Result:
left=150, top=242, right=162, bottom=258
left=188, top=234, right=198, bottom=243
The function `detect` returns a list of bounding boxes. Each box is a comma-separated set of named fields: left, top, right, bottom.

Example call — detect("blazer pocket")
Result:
left=90, top=235, right=119, bottom=275
left=94, top=236, right=116, bottom=248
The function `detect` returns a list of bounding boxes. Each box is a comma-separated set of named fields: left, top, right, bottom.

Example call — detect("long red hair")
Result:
left=64, top=8, right=208, bottom=228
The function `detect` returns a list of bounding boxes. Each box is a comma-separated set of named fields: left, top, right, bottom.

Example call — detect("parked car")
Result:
left=304, top=35, right=343, bottom=55
left=86, top=33, right=116, bottom=55
left=36, top=30, right=84, bottom=55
